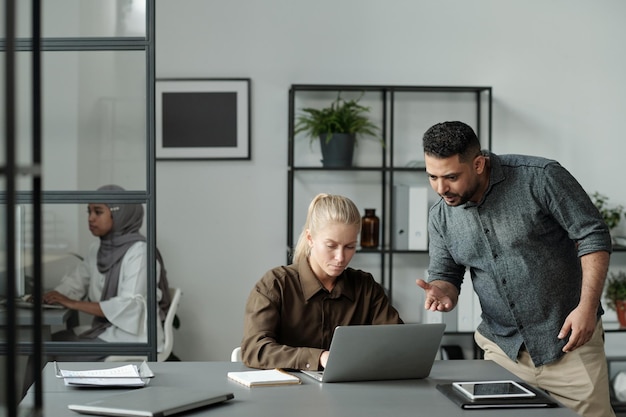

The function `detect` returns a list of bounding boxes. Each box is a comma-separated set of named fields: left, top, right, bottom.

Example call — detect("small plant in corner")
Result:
left=294, top=92, right=382, bottom=148
left=590, top=192, right=624, bottom=230
left=605, top=271, right=626, bottom=328
left=605, top=271, right=626, bottom=311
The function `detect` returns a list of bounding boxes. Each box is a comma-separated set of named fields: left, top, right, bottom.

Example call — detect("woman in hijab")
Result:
left=43, top=185, right=170, bottom=346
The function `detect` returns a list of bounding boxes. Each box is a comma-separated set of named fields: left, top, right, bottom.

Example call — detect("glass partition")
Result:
left=1, top=50, right=148, bottom=192
left=2, top=1, right=156, bottom=409
left=2, top=199, right=157, bottom=401
left=1, top=201, right=36, bottom=413
left=2, top=0, right=146, bottom=38
left=3, top=201, right=153, bottom=312
left=38, top=202, right=156, bottom=354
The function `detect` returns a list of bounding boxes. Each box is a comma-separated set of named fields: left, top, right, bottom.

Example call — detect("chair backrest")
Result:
left=158, top=287, right=182, bottom=362
left=231, top=346, right=242, bottom=362
left=105, top=287, right=182, bottom=363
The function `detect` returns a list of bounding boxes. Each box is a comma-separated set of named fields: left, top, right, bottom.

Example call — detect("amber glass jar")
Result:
left=360, top=208, right=380, bottom=248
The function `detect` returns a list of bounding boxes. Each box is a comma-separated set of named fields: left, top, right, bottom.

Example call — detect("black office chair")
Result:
left=440, top=344, right=465, bottom=360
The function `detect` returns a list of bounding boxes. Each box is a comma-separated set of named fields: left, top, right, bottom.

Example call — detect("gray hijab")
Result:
left=81, top=185, right=171, bottom=339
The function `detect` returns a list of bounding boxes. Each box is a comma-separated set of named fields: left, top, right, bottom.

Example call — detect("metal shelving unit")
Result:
left=287, top=84, right=492, bottom=297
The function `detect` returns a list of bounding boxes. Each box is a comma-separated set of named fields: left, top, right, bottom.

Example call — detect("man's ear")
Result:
left=474, top=155, right=486, bottom=174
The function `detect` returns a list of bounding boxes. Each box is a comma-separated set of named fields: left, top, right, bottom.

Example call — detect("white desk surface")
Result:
left=21, top=360, right=579, bottom=417
left=0, top=305, right=71, bottom=327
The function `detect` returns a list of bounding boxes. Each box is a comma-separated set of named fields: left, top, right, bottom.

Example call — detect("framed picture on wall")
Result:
left=155, top=78, right=251, bottom=160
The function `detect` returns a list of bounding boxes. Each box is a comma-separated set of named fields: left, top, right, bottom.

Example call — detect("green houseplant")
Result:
left=605, top=271, right=626, bottom=328
left=591, top=192, right=624, bottom=230
left=294, top=93, right=381, bottom=167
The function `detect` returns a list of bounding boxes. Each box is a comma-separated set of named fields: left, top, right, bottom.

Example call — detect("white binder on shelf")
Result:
left=393, top=185, right=428, bottom=251
left=421, top=269, right=457, bottom=331
left=424, top=301, right=459, bottom=331
left=472, top=290, right=483, bottom=330
left=456, top=271, right=476, bottom=332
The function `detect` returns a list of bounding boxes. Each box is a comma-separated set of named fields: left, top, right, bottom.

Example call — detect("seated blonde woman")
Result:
left=241, top=193, right=402, bottom=371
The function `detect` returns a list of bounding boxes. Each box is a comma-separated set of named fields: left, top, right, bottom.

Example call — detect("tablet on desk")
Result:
left=452, top=380, right=536, bottom=400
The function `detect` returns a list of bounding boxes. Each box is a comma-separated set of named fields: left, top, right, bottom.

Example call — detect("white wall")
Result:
left=154, top=0, right=626, bottom=360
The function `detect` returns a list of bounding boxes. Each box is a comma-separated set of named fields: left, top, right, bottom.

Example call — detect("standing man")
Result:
left=416, top=121, right=615, bottom=417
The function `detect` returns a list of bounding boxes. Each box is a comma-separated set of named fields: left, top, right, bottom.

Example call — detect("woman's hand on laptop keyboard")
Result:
left=320, top=351, right=330, bottom=368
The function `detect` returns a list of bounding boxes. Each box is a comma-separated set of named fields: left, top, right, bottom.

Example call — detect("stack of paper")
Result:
left=55, top=361, right=154, bottom=387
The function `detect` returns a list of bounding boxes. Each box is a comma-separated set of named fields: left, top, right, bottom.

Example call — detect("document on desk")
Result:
left=55, top=361, right=154, bottom=387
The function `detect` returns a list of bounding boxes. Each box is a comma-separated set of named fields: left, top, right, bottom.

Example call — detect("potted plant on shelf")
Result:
left=590, top=192, right=625, bottom=245
left=294, top=93, right=381, bottom=167
left=605, top=271, right=626, bottom=328
left=591, top=192, right=624, bottom=230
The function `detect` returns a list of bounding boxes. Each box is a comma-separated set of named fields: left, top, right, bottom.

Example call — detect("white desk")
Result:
left=0, top=306, right=72, bottom=342
left=21, top=360, right=579, bottom=417
left=0, top=306, right=71, bottom=327
left=0, top=306, right=73, bottom=409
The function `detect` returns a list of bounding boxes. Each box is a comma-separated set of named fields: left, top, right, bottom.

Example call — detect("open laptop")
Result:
left=67, top=386, right=234, bottom=417
left=301, top=323, right=446, bottom=383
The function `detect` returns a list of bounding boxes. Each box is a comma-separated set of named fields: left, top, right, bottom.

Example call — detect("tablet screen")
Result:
left=452, top=380, right=536, bottom=400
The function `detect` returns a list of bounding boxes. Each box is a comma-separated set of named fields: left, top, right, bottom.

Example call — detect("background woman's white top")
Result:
left=55, top=241, right=164, bottom=347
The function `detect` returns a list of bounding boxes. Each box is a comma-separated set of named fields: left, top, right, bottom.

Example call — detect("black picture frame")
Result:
left=155, top=78, right=251, bottom=160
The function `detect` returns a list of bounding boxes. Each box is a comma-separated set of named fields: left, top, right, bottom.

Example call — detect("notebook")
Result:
left=301, top=322, right=446, bottom=383
left=67, top=386, right=234, bottom=417
left=227, top=369, right=301, bottom=387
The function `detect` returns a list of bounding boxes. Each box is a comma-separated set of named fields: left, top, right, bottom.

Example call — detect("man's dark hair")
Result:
left=422, top=121, right=481, bottom=163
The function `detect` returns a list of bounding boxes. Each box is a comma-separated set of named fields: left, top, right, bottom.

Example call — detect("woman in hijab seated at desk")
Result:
left=43, top=185, right=171, bottom=356
left=241, top=193, right=403, bottom=371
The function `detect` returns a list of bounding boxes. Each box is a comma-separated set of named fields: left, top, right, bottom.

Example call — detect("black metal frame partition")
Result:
left=1, top=1, right=157, bottom=414
left=2, top=1, right=44, bottom=414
